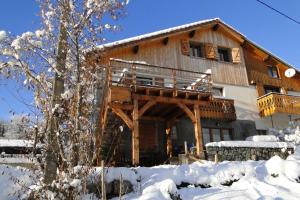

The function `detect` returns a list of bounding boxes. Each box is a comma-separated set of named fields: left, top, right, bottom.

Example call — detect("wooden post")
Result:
left=132, top=64, right=137, bottom=91
left=108, top=61, right=112, bottom=86
left=214, top=153, right=219, bottom=163
left=166, top=127, right=172, bottom=157
left=193, top=105, right=204, bottom=158
left=184, top=141, right=188, bottom=155
left=132, top=99, right=139, bottom=166
left=101, top=160, right=106, bottom=200
left=119, top=174, right=123, bottom=199
left=172, top=70, right=177, bottom=97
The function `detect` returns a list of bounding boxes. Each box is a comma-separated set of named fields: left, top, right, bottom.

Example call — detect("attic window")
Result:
left=268, top=66, right=279, bottom=78
left=189, top=42, right=204, bottom=58
left=218, top=47, right=231, bottom=62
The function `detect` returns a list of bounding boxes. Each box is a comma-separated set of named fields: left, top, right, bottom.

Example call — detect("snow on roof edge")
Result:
left=96, top=18, right=220, bottom=50
left=91, top=18, right=299, bottom=71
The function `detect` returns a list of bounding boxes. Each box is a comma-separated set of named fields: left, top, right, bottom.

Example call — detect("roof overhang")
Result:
left=86, top=18, right=299, bottom=72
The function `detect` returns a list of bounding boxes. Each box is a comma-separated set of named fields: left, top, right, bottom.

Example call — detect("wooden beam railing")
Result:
left=200, top=98, right=236, bottom=120
left=257, top=92, right=300, bottom=117
left=109, top=58, right=212, bottom=93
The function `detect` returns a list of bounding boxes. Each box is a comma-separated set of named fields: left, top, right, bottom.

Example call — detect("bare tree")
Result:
left=0, top=0, right=128, bottom=188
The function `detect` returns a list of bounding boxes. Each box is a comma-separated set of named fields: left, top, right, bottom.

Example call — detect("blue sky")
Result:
left=1, top=0, right=300, bottom=119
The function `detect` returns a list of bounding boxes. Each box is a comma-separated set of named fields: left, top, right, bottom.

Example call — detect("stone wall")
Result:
left=206, top=146, right=294, bottom=161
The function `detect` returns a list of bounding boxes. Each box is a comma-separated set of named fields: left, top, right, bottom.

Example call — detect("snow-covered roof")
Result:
left=97, top=18, right=220, bottom=50
left=93, top=18, right=298, bottom=71
left=206, top=141, right=295, bottom=148
left=245, top=135, right=279, bottom=142
left=0, top=139, right=34, bottom=148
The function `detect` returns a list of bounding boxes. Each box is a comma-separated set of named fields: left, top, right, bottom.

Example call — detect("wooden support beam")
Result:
left=160, top=90, right=164, bottom=96
left=263, top=55, right=278, bottom=65
left=166, top=122, right=172, bottom=157
left=133, top=94, right=206, bottom=105
left=162, top=37, right=169, bottom=45
left=185, top=92, right=190, bottom=99
left=138, top=100, right=156, bottom=118
left=109, top=103, right=133, bottom=110
left=194, top=105, right=204, bottom=157
left=189, top=30, right=196, bottom=38
left=132, top=45, right=139, bottom=54
left=111, top=107, right=133, bottom=129
left=173, top=90, right=178, bottom=97
left=177, top=103, right=196, bottom=123
left=132, top=99, right=139, bottom=166
left=212, top=24, right=219, bottom=31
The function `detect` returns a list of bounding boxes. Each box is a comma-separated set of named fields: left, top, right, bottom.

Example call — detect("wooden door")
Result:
left=139, top=121, right=157, bottom=152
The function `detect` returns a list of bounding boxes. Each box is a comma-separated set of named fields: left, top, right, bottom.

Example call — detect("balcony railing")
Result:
left=108, top=58, right=212, bottom=93
left=257, top=92, right=300, bottom=117
left=200, top=98, right=236, bottom=120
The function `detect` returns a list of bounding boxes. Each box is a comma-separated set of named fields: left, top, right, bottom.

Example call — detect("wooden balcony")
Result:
left=109, top=58, right=212, bottom=96
left=257, top=92, right=300, bottom=117
left=107, top=58, right=236, bottom=121
left=98, top=59, right=236, bottom=165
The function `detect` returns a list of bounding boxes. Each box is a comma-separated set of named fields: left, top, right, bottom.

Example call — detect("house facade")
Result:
left=88, top=18, right=300, bottom=166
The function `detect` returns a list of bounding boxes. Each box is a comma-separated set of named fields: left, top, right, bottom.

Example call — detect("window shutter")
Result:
left=205, top=43, right=216, bottom=59
left=231, top=48, right=241, bottom=63
left=181, top=39, right=190, bottom=56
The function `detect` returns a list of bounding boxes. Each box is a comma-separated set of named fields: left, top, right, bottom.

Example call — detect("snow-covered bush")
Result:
left=266, top=125, right=300, bottom=145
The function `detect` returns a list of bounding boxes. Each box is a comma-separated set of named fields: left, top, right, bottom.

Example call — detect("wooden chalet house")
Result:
left=87, top=18, right=300, bottom=166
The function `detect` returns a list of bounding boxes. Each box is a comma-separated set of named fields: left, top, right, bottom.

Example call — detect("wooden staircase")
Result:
left=99, top=112, right=125, bottom=165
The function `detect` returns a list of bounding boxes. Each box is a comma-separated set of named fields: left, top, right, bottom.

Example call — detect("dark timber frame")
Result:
left=97, top=59, right=236, bottom=165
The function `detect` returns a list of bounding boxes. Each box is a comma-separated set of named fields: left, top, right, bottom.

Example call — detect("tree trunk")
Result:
left=44, top=2, right=70, bottom=185
left=71, top=37, right=82, bottom=166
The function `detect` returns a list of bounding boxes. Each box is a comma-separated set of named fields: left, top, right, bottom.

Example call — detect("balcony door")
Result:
left=264, top=85, right=280, bottom=95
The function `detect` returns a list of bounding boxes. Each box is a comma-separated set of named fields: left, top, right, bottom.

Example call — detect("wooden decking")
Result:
left=257, top=92, right=300, bottom=117
left=98, top=59, right=236, bottom=165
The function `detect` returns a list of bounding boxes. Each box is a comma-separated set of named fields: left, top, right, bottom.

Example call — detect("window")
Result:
left=212, top=87, right=223, bottom=97
left=202, top=127, right=233, bottom=145
left=256, top=129, right=267, bottom=135
left=136, top=76, right=153, bottom=86
left=212, top=129, right=221, bottom=142
left=222, top=129, right=231, bottom=141
left=218, top=47, right=231, bottom=62
left=268, top=66, right=279, bottom=78
left=189, top=42, right=204, bottom=58
left=202, top=128, right=210, bottom=145
left=264, top=85, right=280, bottom=94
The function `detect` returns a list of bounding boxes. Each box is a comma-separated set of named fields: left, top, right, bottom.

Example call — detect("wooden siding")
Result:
left=100, top=28, right=249, bottom=86
left=244, top=45, right=300, bottom=92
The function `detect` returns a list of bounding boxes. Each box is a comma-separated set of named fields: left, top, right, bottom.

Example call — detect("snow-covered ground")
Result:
left=112, top=154, right=300, bottom=200
left=3, top=129, right=300, bottom=200
left=2, top=153, right=300, bottom=200
left=0, top=164, right=37, bottom=200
